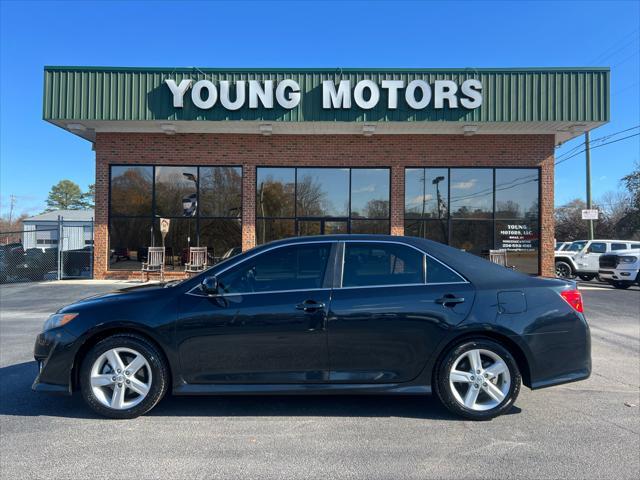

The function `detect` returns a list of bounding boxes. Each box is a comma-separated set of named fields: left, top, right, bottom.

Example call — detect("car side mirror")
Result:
left=201, top=276, right=219, bottom=295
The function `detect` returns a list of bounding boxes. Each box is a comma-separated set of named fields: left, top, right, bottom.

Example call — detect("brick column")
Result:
left=540, top=153, right=555, bottom=277
left=242, top=164, right=256, bottom=251
left=93, top=144, right=109, bottom=279
left=390, top=165, right=404, bottom=236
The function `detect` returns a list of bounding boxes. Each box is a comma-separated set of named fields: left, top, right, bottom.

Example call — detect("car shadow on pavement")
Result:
left=0, top=361, right=522, bottom=420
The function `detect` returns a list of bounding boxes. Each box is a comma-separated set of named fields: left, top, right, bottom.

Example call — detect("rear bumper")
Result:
left=32, top=328, right=78, bottom=395
left=527, top=315, right=591, bottom=390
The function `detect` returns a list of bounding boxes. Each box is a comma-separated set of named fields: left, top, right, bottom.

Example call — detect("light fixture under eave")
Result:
left=462, top=125, right=478, bottom=136
left=160, top=123, right=177, bottom=135
left=259, top=124, right=273, bottom=136
left=362, top=124, right=376, bottom=136
left=66, top=123, right=87, bottom=132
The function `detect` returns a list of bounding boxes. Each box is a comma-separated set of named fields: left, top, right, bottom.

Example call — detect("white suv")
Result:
left=598, top=249, right=640, bottom=289
left=555, top=240, right=640, bottom=280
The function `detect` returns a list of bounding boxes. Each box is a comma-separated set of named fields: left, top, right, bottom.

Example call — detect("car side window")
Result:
left=611, top=243, right=627, bottom=251
left=342, top=243, right=424, bottom=287
left=587, top=242, right=607, bottom=254
left=218, top=243, right=331, bottom=294
left=426, top=256, right=464, bottom=284
left=631, top=244, right=640, bottom=249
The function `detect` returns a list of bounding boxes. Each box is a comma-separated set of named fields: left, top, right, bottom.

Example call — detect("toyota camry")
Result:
left=33, top=235, right=591, bottom=420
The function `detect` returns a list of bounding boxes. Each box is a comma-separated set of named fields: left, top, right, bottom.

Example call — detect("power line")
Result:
left=555, top=125, right=640, bottom=161
left=555, top=132, right=640, bottom=166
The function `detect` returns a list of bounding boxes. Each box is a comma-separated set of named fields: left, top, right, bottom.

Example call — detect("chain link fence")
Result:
left=0, top=217, right=93, bottom=284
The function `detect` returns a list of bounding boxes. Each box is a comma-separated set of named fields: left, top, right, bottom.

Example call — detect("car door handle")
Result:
left=436, top=295, right=465, bottom=307
left=296, top=300, right=326, bottom=312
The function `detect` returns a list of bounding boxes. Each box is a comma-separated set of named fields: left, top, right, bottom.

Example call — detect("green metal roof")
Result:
left=43, top=66, right=610, bottom=124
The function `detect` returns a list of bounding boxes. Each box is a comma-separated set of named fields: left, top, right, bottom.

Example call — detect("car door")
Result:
left=327, top=241, right=475, bottom=384
left=579, top=241, right=607, bottom=272
left=176, top=242, right=335, bottom=384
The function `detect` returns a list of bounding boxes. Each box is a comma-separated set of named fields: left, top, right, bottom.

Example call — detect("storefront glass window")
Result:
left=110, top=166, right=153, bottom=216
left=296, top=168, right=349, bottom=217
left=257, top=168, right=295, bottom=218
left=256, top=167, right=390, bottom=244
left=351, top=169, right=390, bottom=218
left=199, top=167, right=242, bottom=218
left=405, top=167, right=540, bottom=274
left=109, top=164, right=242, bottom=271
left=450, top=169, right=493, bottom=219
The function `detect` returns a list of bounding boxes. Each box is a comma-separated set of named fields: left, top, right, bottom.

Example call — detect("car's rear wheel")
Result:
left=555, top=261, right=574, bottom=279
left=80, top=334, right=168, bottom=419
left=435, top=339, right=521, bottom=420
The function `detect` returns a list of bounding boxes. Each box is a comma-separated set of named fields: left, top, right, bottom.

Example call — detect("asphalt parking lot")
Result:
left=1, top=279, right=638, bottom=479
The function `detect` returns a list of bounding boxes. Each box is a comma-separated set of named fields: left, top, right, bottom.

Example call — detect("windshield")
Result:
left=566, top=241, right=587, bottom=252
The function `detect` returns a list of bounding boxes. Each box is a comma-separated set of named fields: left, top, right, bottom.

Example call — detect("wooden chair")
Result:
left=488, top=249, right=508, bottom=267
left=185, top=246, right=208, bottom=274
left=141, top=246, right=165, bottom=281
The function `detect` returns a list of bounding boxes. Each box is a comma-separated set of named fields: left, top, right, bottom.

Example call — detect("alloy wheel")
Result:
left=89, top=347, right=152, bottom=410
left=448, top=348, right=511, bottom=411
left=555, top=263, right=572, bottom=278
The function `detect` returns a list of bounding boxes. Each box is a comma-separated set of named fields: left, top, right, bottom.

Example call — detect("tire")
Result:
left=80, top=334, right=169, bottom=419
left=578, top=274, right=595, bottom=281
left=435, top=338, right=522, bottom=420
left=612, top=281, right=632, bottom=290
left=555, top=261, right=574, bottom=279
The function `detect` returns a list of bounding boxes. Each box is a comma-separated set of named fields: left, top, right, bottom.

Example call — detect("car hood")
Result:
left=58, top=282, right=177, bottom=313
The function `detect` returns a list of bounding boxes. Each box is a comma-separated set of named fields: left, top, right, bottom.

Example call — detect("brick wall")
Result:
left=94, top=132, right=555, bottom=279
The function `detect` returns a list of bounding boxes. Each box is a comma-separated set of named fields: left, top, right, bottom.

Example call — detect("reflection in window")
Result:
left=404, top=167, right=540, bottom=275
left=257, top=168, right=295, bottom=218
left=404, top=219, right=448, bottom=244
left=219, top=244, right=331, bottom=294
left=297, top=168, right=349, bottom=217
left=155, top=166, right=198, bottom=217
left=109, top=218, right=152, bottom=270
left=426, top=256, right=463, bottom=284
left=450, top=169, right=493, bottom=219
left=110, top=166, right=153, bottom=216
left=256, top=219, right=296, bottom=244
left=351, top=169, right=390, bottom=218
left=200, top=167, right=242, bottom=217
left=199, top=219, right=242, bottom=262
left=450, top=220, right=493, bottom=255
left=109, top=164, right=242, bottom=271
left=405, top=168, right=448, bottom=219
left=495, top=169, right=539, bottom=220
left=256, top=167, right=390, bottom=244
left=342, top=243, right=424, bottom=287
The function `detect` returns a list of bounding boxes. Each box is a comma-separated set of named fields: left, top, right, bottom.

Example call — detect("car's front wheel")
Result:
left=555, top=261, right=574, bottom=279
left=612, top=281, right=632, bottom=289
left=435, top=339, right=521, bottom=420
left=80, top=334, right=169, bottom=419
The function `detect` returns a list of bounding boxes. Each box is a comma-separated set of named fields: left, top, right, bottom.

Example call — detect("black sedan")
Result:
left=33, top=235, right=591, bottom=420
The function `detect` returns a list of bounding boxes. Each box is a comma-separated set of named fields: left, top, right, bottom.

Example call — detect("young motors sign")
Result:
left=165, top=78, right=483, bottom=111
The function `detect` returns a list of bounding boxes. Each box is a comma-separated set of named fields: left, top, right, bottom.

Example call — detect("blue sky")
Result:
left=1, top=0, right=638, bottom=217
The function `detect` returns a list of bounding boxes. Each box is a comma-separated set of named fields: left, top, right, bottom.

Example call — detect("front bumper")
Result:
left=32, top=327, right=79, bottom=395
left=598, top=269, right=636, bottom=282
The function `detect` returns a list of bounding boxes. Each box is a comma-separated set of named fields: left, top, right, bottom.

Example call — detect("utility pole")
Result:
left=8, top=195, right=16, bottom=225
left=585, top=132, right=594, bottom=240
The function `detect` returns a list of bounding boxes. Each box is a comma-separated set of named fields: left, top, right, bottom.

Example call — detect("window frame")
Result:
left=255, top=166, right=392, bottom=241
left=187, top=241, right=336, bottom=297
left=108, top=164, right=243, bottom=271
left=337, top=240, right=467, bottom=289
left=404, top=166, right=542, bottom=275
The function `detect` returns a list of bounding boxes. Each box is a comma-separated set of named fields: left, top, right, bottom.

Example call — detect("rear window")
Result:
left=426, top=256, right=464, bottom=284
left=588, top=242, right=607, bottom=254
left=343, top=243, right=424, bottom=287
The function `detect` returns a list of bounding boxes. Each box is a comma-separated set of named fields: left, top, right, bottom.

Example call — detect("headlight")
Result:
left=43, top=313, right=78, bottom=331
left=619, top=256, right=638, bottom=264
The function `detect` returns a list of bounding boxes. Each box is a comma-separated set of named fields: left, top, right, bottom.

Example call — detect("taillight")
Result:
left=560, top=289, right=584, bottom=313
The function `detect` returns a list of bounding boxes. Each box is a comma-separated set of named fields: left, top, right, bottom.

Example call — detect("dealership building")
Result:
left=42, top=66, right=609, bottom=279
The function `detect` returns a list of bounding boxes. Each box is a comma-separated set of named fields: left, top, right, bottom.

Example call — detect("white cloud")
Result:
left=353, top=184, right=376, bottom=194
left=409, top=194, right=434, bottom=205
left=451, top=179, right=477, bottom=190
